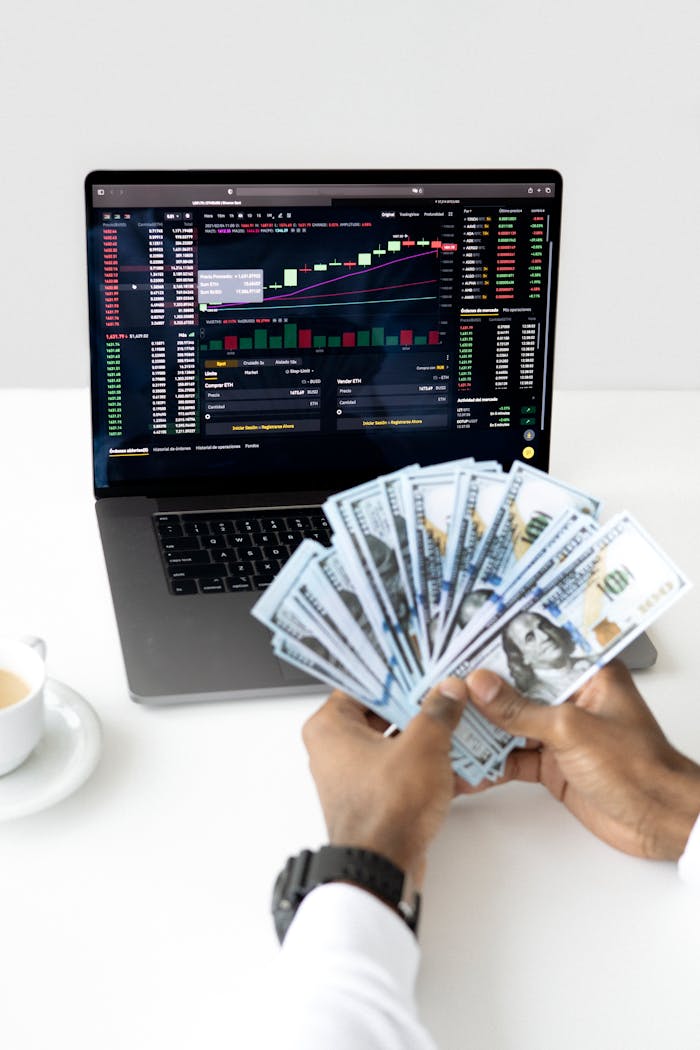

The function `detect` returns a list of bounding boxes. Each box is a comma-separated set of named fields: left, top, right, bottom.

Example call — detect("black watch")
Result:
left=271, top=845, right=421, bottom=944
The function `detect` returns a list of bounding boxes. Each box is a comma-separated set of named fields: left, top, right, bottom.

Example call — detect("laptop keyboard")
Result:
left=154, top=508, right=332, bottom=595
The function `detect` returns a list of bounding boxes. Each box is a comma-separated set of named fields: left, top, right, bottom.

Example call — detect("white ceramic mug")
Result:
left=0, top=636, right=47, bottom=776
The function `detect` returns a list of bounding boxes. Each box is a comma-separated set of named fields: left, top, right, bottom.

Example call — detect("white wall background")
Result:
left=1, top=0, right=698, bottom=389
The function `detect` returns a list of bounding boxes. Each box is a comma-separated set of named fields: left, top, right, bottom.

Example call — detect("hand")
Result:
left=465, top=660, right=700, bottom=860
left=302, top=678, right=469, bottom=887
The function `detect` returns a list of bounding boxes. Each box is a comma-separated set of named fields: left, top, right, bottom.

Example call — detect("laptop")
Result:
left=85, top=168, right=654, bottom=704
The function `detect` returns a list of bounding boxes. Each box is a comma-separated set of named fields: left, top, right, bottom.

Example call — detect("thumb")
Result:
left=467, top=669, right=574, bottom=745
left=400, top=676, right=469, bottom=752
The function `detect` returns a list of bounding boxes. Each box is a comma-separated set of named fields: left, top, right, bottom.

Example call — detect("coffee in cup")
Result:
left=0, top=669, right=31, bottom=708
left=0, top=637, right=47, bottom=776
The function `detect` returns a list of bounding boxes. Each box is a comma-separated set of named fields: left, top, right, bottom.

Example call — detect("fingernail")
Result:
left=438, top=676, right=467, bottom=702
left=466, top=670, right=501, bottom=704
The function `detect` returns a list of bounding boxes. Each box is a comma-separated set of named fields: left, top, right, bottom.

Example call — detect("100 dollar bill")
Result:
left=441, top=511, right=690, bottom=782
left=440, top=462, right=600, bottom=650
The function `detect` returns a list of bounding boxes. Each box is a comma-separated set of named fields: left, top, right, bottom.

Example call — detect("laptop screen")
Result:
left=86, top=170, right=562, bottom=498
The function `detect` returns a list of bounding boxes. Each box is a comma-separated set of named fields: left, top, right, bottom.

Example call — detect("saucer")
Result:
left=0, top=678, right=102, bottom=820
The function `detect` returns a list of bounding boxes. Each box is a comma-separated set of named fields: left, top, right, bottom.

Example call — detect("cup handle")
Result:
left=19, top=635, right=47, bottom=662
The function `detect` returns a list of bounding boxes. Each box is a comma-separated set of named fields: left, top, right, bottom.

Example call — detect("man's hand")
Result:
left=465, top=661, right=700, bottom=860
left=302, top=678, right=469, bottom=886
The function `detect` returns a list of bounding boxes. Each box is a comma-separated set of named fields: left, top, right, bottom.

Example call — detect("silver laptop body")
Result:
left=85, top=169, right=653, bottom=704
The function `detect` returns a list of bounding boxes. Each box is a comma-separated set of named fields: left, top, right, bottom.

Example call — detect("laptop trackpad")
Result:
left=277, top=655, right=325, bottom=687
left=618, top=632, right=657, bottom=671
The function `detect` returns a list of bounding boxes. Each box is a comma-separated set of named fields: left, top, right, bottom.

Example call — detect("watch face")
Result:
left=272, top=867, right=287, bottom=909
left=271, top=862, right=297, bottom=944
left=272, top=904, right=295, bottom=945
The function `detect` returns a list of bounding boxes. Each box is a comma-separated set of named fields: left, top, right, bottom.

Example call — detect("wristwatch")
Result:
left=272, top=845, right=421, bottom=944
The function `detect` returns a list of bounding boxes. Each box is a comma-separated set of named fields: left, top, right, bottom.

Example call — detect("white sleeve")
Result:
left=678, top=811, right=700, bottom=888
left=268, top=882, right=437, bottom=1050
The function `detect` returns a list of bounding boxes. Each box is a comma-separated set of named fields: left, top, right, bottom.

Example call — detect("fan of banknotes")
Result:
left=252, top=458, right=690, bottom=786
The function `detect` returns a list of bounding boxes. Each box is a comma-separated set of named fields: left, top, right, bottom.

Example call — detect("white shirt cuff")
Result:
left=284, top=881, right=420, bottom=994
left=273, top=881, right=435, bottom=1050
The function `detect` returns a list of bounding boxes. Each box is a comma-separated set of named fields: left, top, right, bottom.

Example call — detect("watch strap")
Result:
left=273, top=845, right=420, bottom=943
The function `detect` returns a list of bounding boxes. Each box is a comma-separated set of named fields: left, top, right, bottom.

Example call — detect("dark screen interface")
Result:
left=86, top=174, right=561, bottom=493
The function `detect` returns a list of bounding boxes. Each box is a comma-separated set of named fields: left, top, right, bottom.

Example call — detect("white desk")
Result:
left=1, top=389, right=699, bottom=1050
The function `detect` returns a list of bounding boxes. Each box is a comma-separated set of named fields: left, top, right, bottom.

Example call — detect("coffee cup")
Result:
left=0, top=636, right=47, bottom=776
